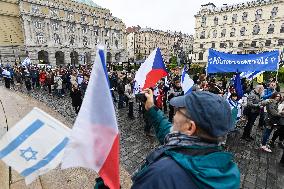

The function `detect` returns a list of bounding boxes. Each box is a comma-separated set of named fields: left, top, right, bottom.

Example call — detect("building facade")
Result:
left=193, top=0, right=284, bottom=64
left=127, top=26, right=193, bottom=64
left=0, top=0, right=127, bottom=66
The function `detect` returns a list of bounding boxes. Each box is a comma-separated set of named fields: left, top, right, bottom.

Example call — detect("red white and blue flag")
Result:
left=61, top=47, right=120, bottom=189
left=134, top=48, right=168, bottom=93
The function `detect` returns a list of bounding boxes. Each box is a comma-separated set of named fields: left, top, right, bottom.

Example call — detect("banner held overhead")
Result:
left=207, top=49, right=279, bottom=73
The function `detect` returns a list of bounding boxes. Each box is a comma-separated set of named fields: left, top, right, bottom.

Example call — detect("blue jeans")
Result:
left=118, top=94, right=124, bottom=109
left=262, top=128, right=273, bottom=146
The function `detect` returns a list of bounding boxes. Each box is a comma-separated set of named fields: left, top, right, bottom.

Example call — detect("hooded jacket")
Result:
left=131, top=107, right=240, bottom=189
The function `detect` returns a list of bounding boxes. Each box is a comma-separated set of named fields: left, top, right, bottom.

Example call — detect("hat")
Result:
left=170, top=91, right=233, bottom=137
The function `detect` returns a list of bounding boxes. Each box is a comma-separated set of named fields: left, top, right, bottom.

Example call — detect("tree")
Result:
left=136, top=53, right=143, bottom=61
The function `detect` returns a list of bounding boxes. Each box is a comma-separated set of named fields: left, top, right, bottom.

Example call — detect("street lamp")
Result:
left=9, top=35, right=17, bottom=65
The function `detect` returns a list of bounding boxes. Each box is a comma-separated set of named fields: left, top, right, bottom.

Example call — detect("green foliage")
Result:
left=136, top=53, right=143, bottom=61
left=188, top=64, right=205, bottom=75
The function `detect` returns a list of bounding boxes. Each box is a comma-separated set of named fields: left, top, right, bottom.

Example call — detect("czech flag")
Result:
left=61, top=46, right=120, bottom=189
left=134, top=48, right=168, bottom=93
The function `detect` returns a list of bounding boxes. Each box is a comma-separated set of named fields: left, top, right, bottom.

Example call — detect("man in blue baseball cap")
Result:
left=131, top=89, right=240, bottom=189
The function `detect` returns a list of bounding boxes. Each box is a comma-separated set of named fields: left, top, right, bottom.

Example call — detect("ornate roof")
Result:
left=72, top=0, right=101, bottom=8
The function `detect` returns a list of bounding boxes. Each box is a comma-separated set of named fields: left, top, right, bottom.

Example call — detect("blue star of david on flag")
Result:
left=20, top=147, right=38, bottom=161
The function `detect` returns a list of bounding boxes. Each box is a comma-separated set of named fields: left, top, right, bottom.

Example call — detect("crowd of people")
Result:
left=1, top=63, right=284, bottom=167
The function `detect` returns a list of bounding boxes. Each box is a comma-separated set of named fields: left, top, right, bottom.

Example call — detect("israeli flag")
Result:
left=21, top=57, right=31, bottom=67
left=0, top=108, right=71, bottom=184
left=181, top=67, right=194, bottom=95
left=240, top=71, right=264, bottom=80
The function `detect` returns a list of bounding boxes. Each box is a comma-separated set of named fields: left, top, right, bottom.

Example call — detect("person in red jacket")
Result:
left=39, top=70, right=47, bottom=89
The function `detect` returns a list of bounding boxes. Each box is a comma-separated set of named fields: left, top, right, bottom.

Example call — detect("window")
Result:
left=54, top=33, right=60, bottom=44
left=93, top=17, right=98, bottom=25
left=267, top=24, right=275, bottom=34
left=281, top=23, right=284, bottom=33
left=83, top=36, right=88, bottom=46
left=232, top=14, right=237, bottom=24
left=229, top=42, right=233, bottom=48
left=34, top=21, right=42, bottom=29
left=252, top=25, right=260, bottom=35
left=238, top=42, right=243, bottom=47
left=213, top=30, right=217, bottom=38
left=278, top=39, right=284, bottom=46
left=223, top=15, right=227, bottom=21
left=265, top=40, right=271, bottom=46
left=198, top=52, right=203, bottom=60
left=221, top=29, right=226, bottom=37
left=230, top=28, right=236, bottom=37
left=242, top=12, right=248, bottom=22
left=212, top=43, right=215, bottom=48
left=82, top=26, right=87, bottom=34
left=271, top=7, right=278, bottom=18
left=50, top=9, right=58, bottom=17
left=31, top=5, right=39, bottom=14
left=200, top=31, right=205, bottom=39
left=240, top=27, right=246, bottom=36
left=201, top=15, right=206, bottom=27
left=69, top=35, right=75, bottom=45
left=251, top=41, right=256, bottom=47
left=93, top=27, right=99, bottom=36
left=220, top=43, right=226, bottom=48
left=52, top=22, right=59, bottom=31
left=81, top=16, right=86, bottom=22
left=255, top=9, right=262, bottom=21
left=67, top=12, right=73, bottom=20
left=200, top=44, right=204, bottom=48
left=36, top=33, right=44, bottom=44
left=214, top=17, right=218, bottom=26
left=67, top=23, right=75, bottom=33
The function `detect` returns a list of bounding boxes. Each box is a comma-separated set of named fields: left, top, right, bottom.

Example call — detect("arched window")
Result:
left=82, top=26, right=87, bottom=34
left=54, top=33, right=60, bottom=44
left=238, top=42, right=243, bottom=47
left=271, top=7, right=278, bottom=18
left=240, top=27, right=246, bottom=36
left=198, top=52, right=203, bottom=60
left=83, top=36, right=88, bottom=46
left=242, top=12, right=248, bottom=22
left=221, top=29, right=226, bottom=37
left=52, top=22, right=59, bottom=31
left=213, top=30, right=217, bottom=38
left=252, top=25, right=260, bottom=35
left=267, top=24, right=275, bottom=34
left=34, top=20, right=42, bottom=29
left=230, top=28, right=236, bottom=37
left=255, top=9, right=262, bottom=21
left=214, top=17, right=218, bottom=26
left=201, top=15, right=206, bottom=27
left=69, top=35, right=75, bottom=45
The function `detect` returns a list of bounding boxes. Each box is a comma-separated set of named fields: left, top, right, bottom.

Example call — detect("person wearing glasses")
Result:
left=131, top=89, right=240, bottom=189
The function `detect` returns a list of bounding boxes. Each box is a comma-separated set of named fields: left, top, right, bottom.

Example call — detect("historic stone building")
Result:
left=127, top=26, right=193, bottom=64
left=193, top=0, right=284, bottom=64
left=0, top=0, right=127, bottom=66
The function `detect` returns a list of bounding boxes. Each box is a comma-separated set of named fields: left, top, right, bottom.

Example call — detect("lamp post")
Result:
left=9, top=35, right=17, bottom=65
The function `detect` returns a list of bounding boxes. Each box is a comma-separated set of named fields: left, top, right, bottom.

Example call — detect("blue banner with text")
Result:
left=207, top=49, right=279, bottom=73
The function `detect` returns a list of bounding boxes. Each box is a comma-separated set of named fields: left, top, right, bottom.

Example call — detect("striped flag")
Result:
left=181, top=67, right=194, bottom=94
left=61, top=47, right=120, bottom=189
left=21, top=57, right=31, bottom=67
left=240, top=71, right=264, bottom=80
left=134, top=48, right=168, bottom=94
left=0, top=108, right=71, bottom=184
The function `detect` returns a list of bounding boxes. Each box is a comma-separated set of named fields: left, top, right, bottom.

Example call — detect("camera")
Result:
left=136, top=93, right=147, bottom=103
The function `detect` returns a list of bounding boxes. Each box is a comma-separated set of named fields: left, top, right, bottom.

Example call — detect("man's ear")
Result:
left=184, top=121, right=197, bottom=136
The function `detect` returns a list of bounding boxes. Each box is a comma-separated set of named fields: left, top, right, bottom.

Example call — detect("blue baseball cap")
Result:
left=170, top=91, right=233, bottom=137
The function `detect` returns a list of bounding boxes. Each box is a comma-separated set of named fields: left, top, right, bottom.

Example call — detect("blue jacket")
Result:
left=262, top=88, right=274, bottom=100
left=131, top=107, right=240, bottom=189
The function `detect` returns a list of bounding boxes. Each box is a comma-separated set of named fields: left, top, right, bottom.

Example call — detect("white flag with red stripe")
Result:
left=61, top=46, right=120, bottom=189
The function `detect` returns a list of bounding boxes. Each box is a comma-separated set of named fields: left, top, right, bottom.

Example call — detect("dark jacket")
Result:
left=247, top=90, right=261, bottom=113
left=266, top=99, right=281, bottom=127
left=70, top=89, right=82, bottom=107
left=131, top=107, right=240, bottom=189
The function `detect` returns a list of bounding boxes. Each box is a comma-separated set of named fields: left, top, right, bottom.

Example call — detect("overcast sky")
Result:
left=94, top=0, right=249, bottom=34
